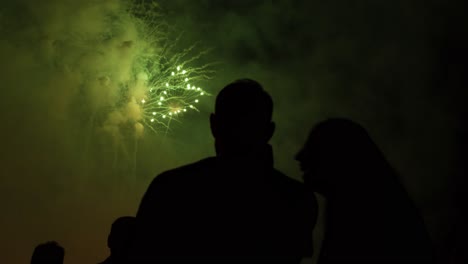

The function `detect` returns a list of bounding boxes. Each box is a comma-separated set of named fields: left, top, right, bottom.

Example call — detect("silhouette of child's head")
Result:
left=31, top=241, right=64, bottom=264
left=211, top=79, right=275, bottom=156
left=107, top=216, right=136, bottom=255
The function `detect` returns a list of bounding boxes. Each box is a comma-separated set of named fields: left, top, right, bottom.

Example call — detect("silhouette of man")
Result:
left=31, top=241, right=64, bottom=264
left=130, top=79, right=317, bottom=262
left=100, top=216, right=136, bottom=264
left=296, top=118, right=434, bottom=263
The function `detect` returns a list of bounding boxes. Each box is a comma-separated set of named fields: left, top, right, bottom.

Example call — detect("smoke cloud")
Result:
left=0, top=0, right=213, bottom=262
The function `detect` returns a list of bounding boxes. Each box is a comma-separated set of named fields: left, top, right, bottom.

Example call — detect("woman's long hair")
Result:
left=302, top=118, right=433, bottom=261
left=303, top=118, right=401, bottom=196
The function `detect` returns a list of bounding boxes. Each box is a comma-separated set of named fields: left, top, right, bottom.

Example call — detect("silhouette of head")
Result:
left=211, top=79, right=275, bottom=156
left=296, top=118, right=386, bottom=189
left=107, top=216, right=136, bottom=256
left=31, top=241, right=64, bottom=264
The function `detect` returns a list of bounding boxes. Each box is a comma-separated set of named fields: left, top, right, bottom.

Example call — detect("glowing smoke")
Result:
left=0, top=1, right=213, bottom=263
left=0, top=0, right=211, bottom=139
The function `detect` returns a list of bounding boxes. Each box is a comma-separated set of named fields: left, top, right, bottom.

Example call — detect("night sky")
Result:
left=0, top=0, right=467, bottom=263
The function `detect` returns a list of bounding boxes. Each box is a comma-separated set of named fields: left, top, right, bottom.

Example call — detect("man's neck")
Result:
left=216, top=144, right=274, bottom=168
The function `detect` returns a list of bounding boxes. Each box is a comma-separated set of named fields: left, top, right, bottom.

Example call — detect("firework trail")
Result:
left=0, top=0, right=213, bottom=182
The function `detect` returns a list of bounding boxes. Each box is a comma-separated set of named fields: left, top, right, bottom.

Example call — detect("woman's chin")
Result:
left=304, top=177, right=330, bottom=195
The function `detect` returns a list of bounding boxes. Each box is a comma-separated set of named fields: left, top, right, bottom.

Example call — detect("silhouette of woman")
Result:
left=296, top=118, right=433, bottom=263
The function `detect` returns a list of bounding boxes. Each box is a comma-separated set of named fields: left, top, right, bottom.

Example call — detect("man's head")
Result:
left=210, top=79, right=275, bottom=156
left=31, top=241, right=64, bottom=264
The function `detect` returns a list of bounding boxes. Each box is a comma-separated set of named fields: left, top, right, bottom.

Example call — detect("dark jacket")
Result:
left=130, top=145, right=317, bottom=262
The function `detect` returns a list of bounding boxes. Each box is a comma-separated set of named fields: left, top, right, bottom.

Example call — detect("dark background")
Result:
left=0, top=0, right=467, bottom=263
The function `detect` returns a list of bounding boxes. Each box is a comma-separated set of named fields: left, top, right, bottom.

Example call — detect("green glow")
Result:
left=123, top=2, right=213, bottom=135
left=135, top=57, right=211, bottom=134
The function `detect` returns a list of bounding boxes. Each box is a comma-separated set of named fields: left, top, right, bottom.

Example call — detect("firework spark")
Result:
left=136, top=49, right=212, bottom=133
left=124, top=1, right=213, bottom=134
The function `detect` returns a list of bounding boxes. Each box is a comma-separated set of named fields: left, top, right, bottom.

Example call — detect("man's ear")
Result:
left=210, top=113, right=218, bottom=138
left=264, top=121, right=275, bottom=142
left=107, top=234, right=112, bottom=249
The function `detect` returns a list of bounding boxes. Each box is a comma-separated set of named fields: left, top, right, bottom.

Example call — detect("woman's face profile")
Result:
left=296, top=134, right=330, bottom=187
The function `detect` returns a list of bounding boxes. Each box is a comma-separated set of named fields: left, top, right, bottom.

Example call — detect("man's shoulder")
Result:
left=271, top=169, right=317, bottom=203
left=152, top=157, right=216, bottom=183
left=141, top=157, right=217, bottom=203
left=271, top=169, right=304, bottom=188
